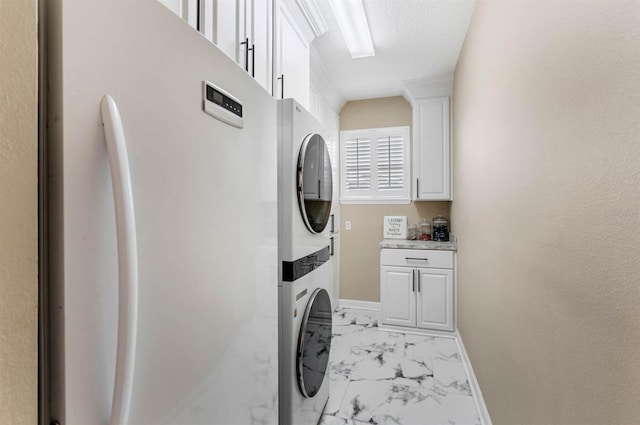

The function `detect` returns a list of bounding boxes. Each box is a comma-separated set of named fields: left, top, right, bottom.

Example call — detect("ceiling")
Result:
left=311, top=0, right=476, bottom=102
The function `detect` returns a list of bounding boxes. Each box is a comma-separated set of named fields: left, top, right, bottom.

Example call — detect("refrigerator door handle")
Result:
left=101, top=95, right=139, bottom=425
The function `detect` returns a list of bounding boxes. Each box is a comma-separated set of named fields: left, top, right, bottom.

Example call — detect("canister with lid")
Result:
left=418, top=218, right=431, bottom=241
left=407, top=224, right=418, bottom=240
left=432, top=215, right=449, bottom=241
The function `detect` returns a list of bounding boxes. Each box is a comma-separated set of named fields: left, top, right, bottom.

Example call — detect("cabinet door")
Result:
left=275, top=3, right=310, bottom=108
left=252, top=0, right=273, bottom=92
left=241, top=0, right=273, bottom=92
left=413, top=97, right=451, bottom=200
left=416, top=268, right=454, bottom=331
left=380, top=266, right=416, bottom=327
left=212, top=0, right=239, bottom=61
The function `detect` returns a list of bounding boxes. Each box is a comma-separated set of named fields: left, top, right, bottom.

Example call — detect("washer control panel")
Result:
left=202, top=81, right=243, bottom=128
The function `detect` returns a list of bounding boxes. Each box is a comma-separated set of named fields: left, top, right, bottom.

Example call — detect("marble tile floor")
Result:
left=319, top=308, right=481, bottom=425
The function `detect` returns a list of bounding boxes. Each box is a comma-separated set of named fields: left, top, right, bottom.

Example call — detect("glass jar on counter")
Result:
left=432, top=215, right=449, bottom=241
left=407, top=224, right=418, bottom=240
left=418, top=219, right=432, bottom=241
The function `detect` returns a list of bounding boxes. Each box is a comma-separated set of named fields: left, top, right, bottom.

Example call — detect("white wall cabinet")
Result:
left=160, top=0, right=320, bottom=107
left=380, top=248, right=454, bottom=332
left=212, top=0, right=273, bottom=93
left=413, top=97, right=451, bottom=200
left=162, top=0, right=274, bottom=93
left=237, top=0, right=273, bottom=92
left=274, top=1, right=310, bottom=109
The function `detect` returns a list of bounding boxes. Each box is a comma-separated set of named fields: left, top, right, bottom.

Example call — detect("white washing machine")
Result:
left=278, top=262, right=332, bottom=425
left=278, top=98, right=333, bottom=425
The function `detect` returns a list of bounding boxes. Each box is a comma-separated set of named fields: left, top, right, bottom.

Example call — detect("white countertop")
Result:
left=379, top=235, right=456, bottom=251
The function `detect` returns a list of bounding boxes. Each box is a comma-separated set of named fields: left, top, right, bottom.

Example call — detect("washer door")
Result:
left=296, top=288, right=332, bottom=398
left=297, top=134, right=333, bottom=234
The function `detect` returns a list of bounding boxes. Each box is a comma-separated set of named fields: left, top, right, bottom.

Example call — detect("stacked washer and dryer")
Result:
left=278, top=99, right=334, bottom=425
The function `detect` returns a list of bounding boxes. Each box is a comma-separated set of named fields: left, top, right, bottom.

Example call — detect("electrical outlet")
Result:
left=345, top=221, right=351, bottom=230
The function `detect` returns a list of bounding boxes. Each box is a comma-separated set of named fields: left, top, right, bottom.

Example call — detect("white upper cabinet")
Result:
left=413, top=96, right=451, bottom=200
left=160, top=0, right=325, bottom=105
left=405, top=76, right=454, bottom=201
left=273, top=0, right=328, bottom=109
left=162, top=0, right=274, bottom=93
left=211, top=0, right=239, bottom=62
left=274, top=1, right=311, bottom=109
left=237, top=0, right=273, bottom=92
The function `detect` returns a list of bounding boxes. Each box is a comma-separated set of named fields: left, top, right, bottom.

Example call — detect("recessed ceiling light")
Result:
left=328, top=0, right=375, bottom=58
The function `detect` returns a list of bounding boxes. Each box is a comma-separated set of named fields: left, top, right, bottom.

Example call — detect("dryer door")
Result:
left=296, top=288, right=332, bottom=398
left=297, top=134, right=333, bottom=233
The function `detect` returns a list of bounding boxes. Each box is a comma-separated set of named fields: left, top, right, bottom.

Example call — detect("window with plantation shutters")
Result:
left=340, top=126, right=410, bottom=203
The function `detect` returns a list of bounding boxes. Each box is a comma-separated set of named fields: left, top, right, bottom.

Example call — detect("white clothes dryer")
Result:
left=277, top=99, right=333, bottom=425
left=277, top=98, right=333, bottom=264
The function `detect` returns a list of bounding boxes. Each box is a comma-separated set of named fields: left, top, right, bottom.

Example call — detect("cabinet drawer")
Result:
left=381, top=249, right=453, bottom=269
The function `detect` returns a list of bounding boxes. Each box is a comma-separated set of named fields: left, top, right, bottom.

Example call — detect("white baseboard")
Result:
left=338, top=299, right=380, bottom=311
left=379, top=324, right=456, bottom=339
left=455, top=331, right=493, bottom=425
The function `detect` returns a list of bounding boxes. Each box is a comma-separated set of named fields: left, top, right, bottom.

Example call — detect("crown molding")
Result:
left=280, top=0, right=327, bottom=46
left=295, top=0, right=328, bottom=38
left=402, top=74, right=454, bottom=104
left=279, top=0, right=313, bottom=46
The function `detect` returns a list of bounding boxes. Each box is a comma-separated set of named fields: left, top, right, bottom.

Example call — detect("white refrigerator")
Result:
left=46, top=1, right=278, bottom=424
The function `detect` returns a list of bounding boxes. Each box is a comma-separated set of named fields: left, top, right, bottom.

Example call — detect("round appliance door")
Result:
left=296, top=288, right=332, bottom=398
left=297, top=134, right=333, bottom=234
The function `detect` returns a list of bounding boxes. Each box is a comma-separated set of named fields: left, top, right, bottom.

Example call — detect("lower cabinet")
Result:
left=380, top=249, right=454, bottom=332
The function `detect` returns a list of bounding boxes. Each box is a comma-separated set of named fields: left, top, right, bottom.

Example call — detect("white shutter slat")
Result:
left=377, top=134, right=406, bottom=190
left=344, top=137, right=372, bottom=190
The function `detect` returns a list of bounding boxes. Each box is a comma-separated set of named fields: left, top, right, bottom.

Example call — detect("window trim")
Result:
left=339, top=126, right=411, bottom=203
